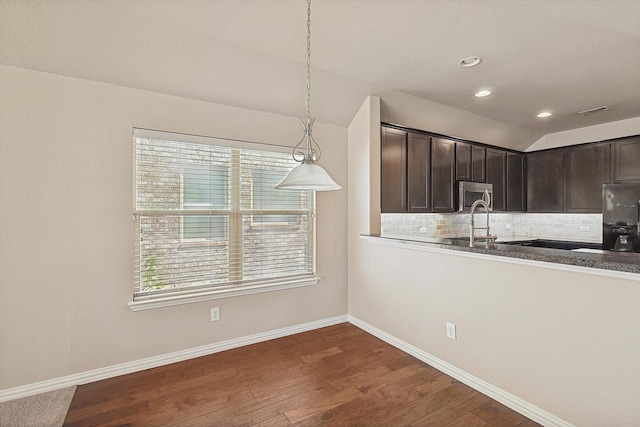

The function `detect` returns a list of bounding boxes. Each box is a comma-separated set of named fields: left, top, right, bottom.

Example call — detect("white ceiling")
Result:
left=2, top=0, right=639, bottom=150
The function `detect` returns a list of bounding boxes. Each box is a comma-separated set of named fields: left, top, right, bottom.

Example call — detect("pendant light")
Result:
left=275, top=0, right=341, bottom=191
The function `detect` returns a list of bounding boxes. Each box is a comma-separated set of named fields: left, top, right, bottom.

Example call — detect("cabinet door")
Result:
left=564, top=143, right=611, bottom=212
left=472, top=146, right=486, bottom=182
left=455, top=142, right=472, bottom=182
left=506, top=153, right=526, bottom=212
left=381, top=127, right=407, bottom=212
left=407, top=133, right=430, bottom=212
left=527, top=150, right=564, bottom=212
left=612, top=136, right=640, bottom=182
left=457, top=143, right=485, bottom=182
left=486, top=148, right=507, bottom=211
left=431, top=137, right=455, bottom=212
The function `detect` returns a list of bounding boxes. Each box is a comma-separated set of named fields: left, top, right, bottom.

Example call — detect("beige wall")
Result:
left=4, top=61, right=640, bottom=426
left=379, top=91, right=542, bottom=151
left=0, top=65, right=348, bottom=390
left=347, top=95, right=381, bottom=236
left=380, top=91, right=640, bottom=152
left=527, top=117, right=640, bottom=152
left=348, top=99, right=640, bottom=426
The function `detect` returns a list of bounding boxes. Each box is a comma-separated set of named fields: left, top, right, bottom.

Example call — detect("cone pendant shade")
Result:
left=275, top=162, right=341, bottom=191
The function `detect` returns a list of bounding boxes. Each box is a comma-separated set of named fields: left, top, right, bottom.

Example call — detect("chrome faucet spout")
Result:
left=469, top=190, right=496, bottom=247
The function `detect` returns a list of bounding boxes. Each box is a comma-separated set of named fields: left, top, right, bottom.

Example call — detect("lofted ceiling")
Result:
left=1, top=0, right=639, bottom=150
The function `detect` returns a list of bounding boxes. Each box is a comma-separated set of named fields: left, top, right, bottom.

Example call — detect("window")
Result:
left=132, top=129, right=316, bottom=310
left=250, top=169, right=301, bottom=224
left=182, top=165, right=228, bottom=241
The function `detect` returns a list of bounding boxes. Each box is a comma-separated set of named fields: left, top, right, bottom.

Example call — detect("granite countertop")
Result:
left=362, top=233, right=640, bottom=275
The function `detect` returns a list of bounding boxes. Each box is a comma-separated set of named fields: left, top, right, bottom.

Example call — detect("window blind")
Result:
left=133, top=129, right=315, bottom=302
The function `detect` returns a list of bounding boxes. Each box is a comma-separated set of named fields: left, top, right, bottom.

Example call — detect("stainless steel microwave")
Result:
left=458, top=181, right=493, bottom=212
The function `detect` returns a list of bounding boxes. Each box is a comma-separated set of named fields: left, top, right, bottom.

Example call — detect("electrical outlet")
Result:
left=446, top=322, right=456, bottom=340
left=505, top=223, right=511, bottom=230
left=419, top=227, right=427, bottom=234
left=580, top=226, right=590, bottom=231
left=210, top=307, right=220, bottom=322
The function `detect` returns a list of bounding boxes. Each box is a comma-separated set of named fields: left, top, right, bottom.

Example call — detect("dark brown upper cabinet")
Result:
left=382, top=123, right=639, bottom=215
left=456, top=142, right=485, bottom=183
left=564, top=143, right=611, bottom=213
left=431, top=137, right=456, bottom=212
left=381, top=127, right=407, bottom=213
left=506, top=153, right=526, bottom=212
left=612, top=136, right=640, bottom=182
left=381, top=127, right=431, bottom=213
left=527, top=150, right=564, bottom=212
left=486, top=148, right=507, bottom=211
left=407, top=133, right=431, bottom=212
left=455, top=142, right=472, bottom=182
left=472, top=146, right=486, bottom=182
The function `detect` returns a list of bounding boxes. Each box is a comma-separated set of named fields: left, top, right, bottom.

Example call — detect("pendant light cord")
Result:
left=306, top=0, right=312, bottom=124
left=290, top=0, right=321, bottom=164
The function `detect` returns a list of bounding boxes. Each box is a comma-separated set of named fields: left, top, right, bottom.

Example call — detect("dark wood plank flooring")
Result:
left=64, top=323, right=540, bottom=426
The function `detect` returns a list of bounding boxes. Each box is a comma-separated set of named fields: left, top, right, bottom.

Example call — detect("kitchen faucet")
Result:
left=469, top=190, right=497, bottom=247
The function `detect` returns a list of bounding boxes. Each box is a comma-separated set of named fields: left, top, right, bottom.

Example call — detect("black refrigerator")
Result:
left=603, top=183, right=640, bottom=252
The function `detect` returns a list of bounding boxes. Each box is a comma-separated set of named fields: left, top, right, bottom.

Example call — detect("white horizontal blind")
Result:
left=133, top=130, right=314, bottom=301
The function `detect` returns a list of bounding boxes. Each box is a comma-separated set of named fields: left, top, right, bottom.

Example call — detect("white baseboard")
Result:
left=348, top=315, right=575, bottom=427
left=0, top=315, right=348, bottom=403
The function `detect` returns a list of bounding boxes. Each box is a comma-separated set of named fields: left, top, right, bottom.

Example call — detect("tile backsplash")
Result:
left=381, top=212, right=603, bottom=242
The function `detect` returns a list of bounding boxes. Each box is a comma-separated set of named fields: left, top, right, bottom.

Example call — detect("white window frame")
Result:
left=130, top=128, right=319, bottom=311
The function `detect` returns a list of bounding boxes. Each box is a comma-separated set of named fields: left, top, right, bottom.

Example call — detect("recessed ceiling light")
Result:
left=459, top=56, right=482, bottom=68
left=537, top=111, right=552, bottom=118
left=474, top=90, right=492, bottom=98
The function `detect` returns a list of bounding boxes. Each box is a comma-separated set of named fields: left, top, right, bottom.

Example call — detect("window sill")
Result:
left=128, top=276, right=320, bottom=311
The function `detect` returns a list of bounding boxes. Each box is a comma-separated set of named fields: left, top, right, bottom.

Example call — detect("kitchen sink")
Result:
left=446, top=237, right=602, bottom=251
left=498, top=239, right=602, bottom=251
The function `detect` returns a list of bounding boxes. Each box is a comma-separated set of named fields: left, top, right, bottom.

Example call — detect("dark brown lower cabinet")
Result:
left=527, top=150, right=564, bottom=212
left=564, top=143, right=610, bottom=212
left=486, top=148, right=507, bottom=211
left=431, top=137, right=455, bottom=212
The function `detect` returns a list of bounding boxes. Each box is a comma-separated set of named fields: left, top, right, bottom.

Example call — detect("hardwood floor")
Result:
left=64, top=323, right=540, bottom=426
